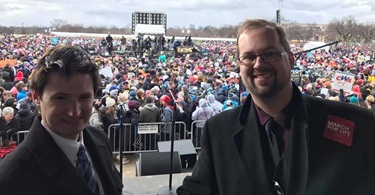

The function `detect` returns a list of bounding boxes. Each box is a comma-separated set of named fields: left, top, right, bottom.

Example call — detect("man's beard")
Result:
left=244, top=77, right=282, bottom=99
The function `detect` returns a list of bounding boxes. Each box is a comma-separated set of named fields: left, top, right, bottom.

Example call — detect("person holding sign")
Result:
left=177, top=19, right=375, bottom=195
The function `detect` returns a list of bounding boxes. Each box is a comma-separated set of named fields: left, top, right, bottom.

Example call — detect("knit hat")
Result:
left=128, top=100, right=138, bottom=110
left=240, top=91, right=249, bottom=98
left=160, top=95, right=171, bottom=105
left=129, top=91, right=136, bottom=97
left=105, top=97, right=116, bottom=108
left=349, top=96, right=359, bottom=104
left=110, top=89, right=118, bottom=98
left=151, top=86, right=160, bottom=93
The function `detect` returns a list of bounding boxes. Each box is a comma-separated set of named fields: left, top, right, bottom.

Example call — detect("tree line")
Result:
left=0, top=16, right=374, bottom=43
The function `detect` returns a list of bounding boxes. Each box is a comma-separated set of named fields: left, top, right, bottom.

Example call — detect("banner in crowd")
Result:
left=331, top=72, right=355, bottom=94
left=0, top=59, right=16, bottom=68
left=177, top=47, right=193, bottom=53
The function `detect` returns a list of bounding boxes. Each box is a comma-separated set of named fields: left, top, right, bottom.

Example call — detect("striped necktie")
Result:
left=76, top=144, right=99, bottom=195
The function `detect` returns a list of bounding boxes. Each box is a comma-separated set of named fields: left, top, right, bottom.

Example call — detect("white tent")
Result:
left=303, top=41, right=330, bottom=53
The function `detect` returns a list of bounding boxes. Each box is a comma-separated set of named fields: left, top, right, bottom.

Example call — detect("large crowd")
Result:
left=0, top=33, right=375, bottom=154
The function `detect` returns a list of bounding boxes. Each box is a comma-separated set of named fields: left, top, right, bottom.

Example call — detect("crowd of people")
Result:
left=0, top=31, right=375, bottom=145
left=0, top=18, right=375, bottom=194
left=0, top=31, right=375, bottom=149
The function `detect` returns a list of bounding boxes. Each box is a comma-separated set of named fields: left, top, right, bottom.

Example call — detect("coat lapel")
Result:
left=25, top=117, right=93, bottom=195
left=275, top=84, right=310, bottom=195
left=231, top=83, right=310, bottom=195
left=232, top=97, right=275, bottom=194
left=83, top=128, right=122, bottom=195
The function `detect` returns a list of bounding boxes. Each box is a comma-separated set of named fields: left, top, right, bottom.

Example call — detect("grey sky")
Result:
left=0, top=0, right=374, bottom=28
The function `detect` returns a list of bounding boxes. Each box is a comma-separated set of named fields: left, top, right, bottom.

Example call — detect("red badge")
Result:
left=323, top=115, right=355, bottom=146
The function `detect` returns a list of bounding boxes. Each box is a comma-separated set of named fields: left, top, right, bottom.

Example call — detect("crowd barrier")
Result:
left=0, top=120, right=208, bottom=155
left=108, top=121, right=189, bottom=154
left=0, top=130, right=30, bottom=146
left=108, top=120, right=208, bottom=154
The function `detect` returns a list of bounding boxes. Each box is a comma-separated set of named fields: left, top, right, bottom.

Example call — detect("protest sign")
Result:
left=331, top=72, right=355, bottom=94
left=98, top=66, right=113, bottom=78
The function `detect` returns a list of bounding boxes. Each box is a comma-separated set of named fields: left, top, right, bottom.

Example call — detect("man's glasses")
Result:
left=238, top=51, right=288, bottom=66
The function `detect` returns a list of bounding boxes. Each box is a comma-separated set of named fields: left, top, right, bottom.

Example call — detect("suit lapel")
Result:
left=83, top=128, right=121, bottom=195
left=25, top=117, right=93, bottom=195
left=286, top=91, right=309, bottom=194
left=232, top=98, right=275, bottom=194
left=275, top=85, right=310, bottom=195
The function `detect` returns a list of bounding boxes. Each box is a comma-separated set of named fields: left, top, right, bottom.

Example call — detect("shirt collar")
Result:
left=42, top=120, right=83, bottom=167
left=254, top=95, right=295, bottom=129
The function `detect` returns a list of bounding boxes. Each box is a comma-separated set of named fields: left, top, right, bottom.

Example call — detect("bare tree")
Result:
left=326, top=16, right=358, bottom=43
left=357, top=24, right=375, bottom=43
left=49, top=19, right=69, bottom=30
left=284, top=23, right=322, bottom=42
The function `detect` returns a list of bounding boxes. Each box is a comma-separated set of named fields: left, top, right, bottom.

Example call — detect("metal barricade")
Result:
left=0, top=130, right=29, bottom=145
left=15, top=130, right=29, bottom=144
left=190, top=120, right=206, bottom=150
left=108, top=121, right=188, bottom=154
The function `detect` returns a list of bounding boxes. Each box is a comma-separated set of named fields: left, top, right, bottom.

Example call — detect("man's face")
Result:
left=33, top=73, right=94, bottom=140
left=238, top=27, right=294, bottom=99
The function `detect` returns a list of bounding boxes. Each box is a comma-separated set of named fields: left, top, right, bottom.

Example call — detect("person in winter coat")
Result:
left=216, top=87, right=228, bottom=104
left=160, top=95, right=174, bottom=140
left=89, top=100, right=103, bottom=130
left=139, top=96, right=160, bottom=123
left=15, top=103, right=34, bottom=130
left=206, top=94, right=223, bottom=116
left=16, top=83, right=28, bottom=101
left=101, top=97, right=117, bottom=135
left=138, top=96, right=160, bottom=150
left=0, top=107, right=20, bottom=143
left=192, top=98, right=214, bottom=128
left=124, top=100, right=140, bottom=150
left=14, top=103, right=34, bottom=143
left=191, top=98, right=214, bottom=147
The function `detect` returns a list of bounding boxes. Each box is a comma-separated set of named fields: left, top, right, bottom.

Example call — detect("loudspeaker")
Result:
left=136, top=152, right=182, bottom=176
left=158, top=140, right=197, bottom=168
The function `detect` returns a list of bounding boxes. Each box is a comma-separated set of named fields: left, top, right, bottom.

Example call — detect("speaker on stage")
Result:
left=158, top=140, right=197, bottom=169
left=136, top=152, right=182, bottom=176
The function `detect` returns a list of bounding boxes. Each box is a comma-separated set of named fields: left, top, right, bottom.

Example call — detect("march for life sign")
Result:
left=331, top=72, right=355, bottom=94
left=323, top=115, right=355, bottom=146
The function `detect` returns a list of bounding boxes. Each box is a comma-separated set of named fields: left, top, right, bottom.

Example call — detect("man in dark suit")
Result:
left=0, top=45, right=123, bottom=195
left=177, top=19, right=375, bottom=195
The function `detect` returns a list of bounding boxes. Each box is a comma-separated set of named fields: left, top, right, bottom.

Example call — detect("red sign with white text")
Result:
left=323, top=115, right=355, bottom=146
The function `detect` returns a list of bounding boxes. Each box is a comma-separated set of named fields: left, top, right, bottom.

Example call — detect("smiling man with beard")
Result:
left=0, top=46, right=123, bottom=195
left=177, top=19, right=375, bottom=195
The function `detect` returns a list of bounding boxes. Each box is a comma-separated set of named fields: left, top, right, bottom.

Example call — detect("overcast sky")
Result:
left=0, top=0, right=375, bottom=28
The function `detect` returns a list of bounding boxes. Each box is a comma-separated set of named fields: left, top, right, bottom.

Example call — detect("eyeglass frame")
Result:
left=238, top=51, right=290, bottom=66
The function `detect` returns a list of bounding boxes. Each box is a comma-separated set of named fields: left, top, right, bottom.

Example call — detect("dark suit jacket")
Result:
left=177, top=84, right=375, bottom=195
left=0, top=116, right=123, bottom=195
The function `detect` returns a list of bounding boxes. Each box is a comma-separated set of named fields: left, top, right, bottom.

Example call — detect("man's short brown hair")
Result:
left=29, top=45, right=100, bottom=97
left=236, top=19, right=290, bottom=56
